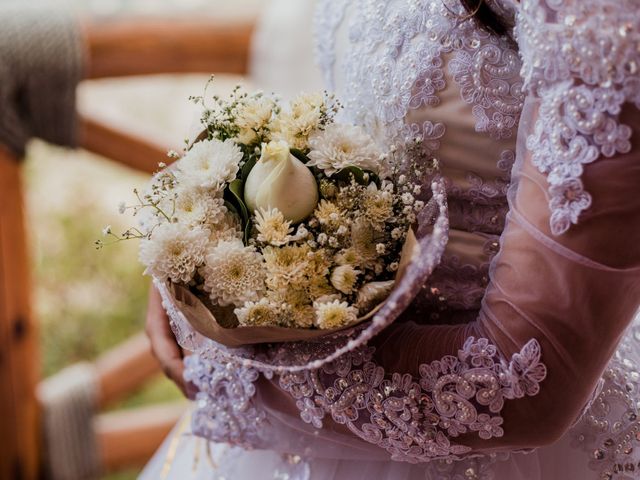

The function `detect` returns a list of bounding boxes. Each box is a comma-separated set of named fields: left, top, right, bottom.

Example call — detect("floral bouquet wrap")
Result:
left=103, top=84, right=434, bottom=348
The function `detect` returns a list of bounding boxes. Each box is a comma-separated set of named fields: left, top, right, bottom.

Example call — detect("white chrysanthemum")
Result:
left=270, top=92, right=325, bottom=150
left=139, top=223, right=208, bottom=283
left=176, top=139, right=242, bottom=189
left=235, top=96, right=275, bottom=144
left=262, top=245, right=310, bottom=284
left=255, top=207, right=293, bottom=246
left=208, top=211, right=243, bottom=244
left=234, top=298, right=281, bottom=327
left=314, top=299, right=358, bottom=329
left=171, top=185, right=226, bottom=228
left=307, top=124, right=383, bottom=176
left=330, top=264, right=361, bottom=294
left=202, top=239, right=266, bottom=306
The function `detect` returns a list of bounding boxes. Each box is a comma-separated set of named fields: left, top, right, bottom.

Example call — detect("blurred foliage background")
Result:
left=26, top=74, right=249, bottom=479
left=24, top=2, right=261, bottom=479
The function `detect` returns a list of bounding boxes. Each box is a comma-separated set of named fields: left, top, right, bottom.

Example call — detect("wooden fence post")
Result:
left=0, top=148, right=40, bottom=480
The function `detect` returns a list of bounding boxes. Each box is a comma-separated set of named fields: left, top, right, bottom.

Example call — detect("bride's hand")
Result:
left=145, top=284, right=195, bottom=398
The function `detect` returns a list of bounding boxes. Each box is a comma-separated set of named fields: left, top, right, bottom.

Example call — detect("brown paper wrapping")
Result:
left=169, top=229, right=419, bottom=348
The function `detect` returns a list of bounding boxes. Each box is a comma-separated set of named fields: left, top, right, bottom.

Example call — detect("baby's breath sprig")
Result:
left=95, top=225, right=148, bottom=249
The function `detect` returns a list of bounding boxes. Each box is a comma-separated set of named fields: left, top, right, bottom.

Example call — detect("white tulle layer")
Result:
left=140, top=410, right=599, bottom=480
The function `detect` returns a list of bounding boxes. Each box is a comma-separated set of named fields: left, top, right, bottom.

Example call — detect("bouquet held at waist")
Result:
left=100, top=83, right=429, bottom=346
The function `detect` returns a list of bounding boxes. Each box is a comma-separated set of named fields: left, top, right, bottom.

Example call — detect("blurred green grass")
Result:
left=25, top=143, right=184, bottom=479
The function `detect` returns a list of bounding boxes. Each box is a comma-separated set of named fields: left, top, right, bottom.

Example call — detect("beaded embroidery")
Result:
left=279, top=337, right=546, bottom=462
left=517, top=0, right=639, bottom=235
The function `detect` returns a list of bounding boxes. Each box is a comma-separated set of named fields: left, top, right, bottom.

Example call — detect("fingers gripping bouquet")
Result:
left=107, top=85, right=426, bottom=346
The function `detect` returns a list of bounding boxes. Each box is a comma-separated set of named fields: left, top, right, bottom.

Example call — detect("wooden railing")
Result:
left=0, top=15, right=256, bottom=479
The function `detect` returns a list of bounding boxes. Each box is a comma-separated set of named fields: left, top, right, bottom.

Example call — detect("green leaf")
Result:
left=290, top=148, right=311, bottom=164
left=241, top=155, right=258, bottom=183
left=332, top=166, right=380, bottom=187
left=243, top=219, right=253, bottom=244
left=223, top=200, right=240, bottom=219
left=224, top=179, right=249, bottom=226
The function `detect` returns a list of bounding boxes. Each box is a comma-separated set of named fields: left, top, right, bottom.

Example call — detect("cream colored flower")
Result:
left=262, top=244, right=310, bottom=287
left=330, top=264, right=361, bottom=294
left=176, top=138, right=242, bottom=189
left=288, top=304, right=315, bottom=328
left=270, top=92, right=325, bottom=150
left=254, top=207, right=293, bottom=246
left=139, top=223, right=208, bottom=284
left=362, top=183, right=394, bottom=225
left=244, top=141, right=319, bottom=223
left=334, top=248, right=360, bottom=266
left=202, top=239, right=266, bottom=306
left=350, top=218, right=381, bottom=268
left=314, top=300, right=358, bottom=329
left=307, top=123, right=383, bottom=176
left=171, top=184, right=226, bottom=228
left=235, top=96, right=275, bottom=144
left=319, top=179, right=339, bottom=199
left=313, top=200, right=344, bottom=229
left=234, top=298, right=281, bottom=327
left=207, top=211, right=243, bottom=244
left=307, top=275, right=336, bottom=301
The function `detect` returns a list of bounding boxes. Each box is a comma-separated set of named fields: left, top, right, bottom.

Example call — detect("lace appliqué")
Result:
left=184, top=354, right=270, bottom=450
left=315, top=0, right=524, bottom=147
left=517, top=0, right=639, bottom=235
left=570, top=314, right=640, bottom=479
left=280, top=337, right=547, bottom=463
left=155, top=279, right=271, bottom=449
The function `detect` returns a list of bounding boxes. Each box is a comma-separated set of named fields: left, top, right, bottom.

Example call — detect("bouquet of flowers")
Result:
left=101, top=84, right=426, bottom=346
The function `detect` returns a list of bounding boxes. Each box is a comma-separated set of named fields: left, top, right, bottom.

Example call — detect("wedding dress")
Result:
left=141, top=0, right=640, bottom=478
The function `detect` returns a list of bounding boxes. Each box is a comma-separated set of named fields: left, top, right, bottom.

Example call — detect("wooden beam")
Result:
left=0, top=147, right=40, bottom=480
left=78, top=116, right=172, bottom=174
left=95, top=331, right=161, bottom=408
left=95, top=402, right=186, bottom=471
left=82, top=18, right=255, bottom=79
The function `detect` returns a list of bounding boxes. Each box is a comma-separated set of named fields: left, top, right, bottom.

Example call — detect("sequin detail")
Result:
left=570, top=315, right=640, bottom=479
left=279, top=337, right=546, bottom=462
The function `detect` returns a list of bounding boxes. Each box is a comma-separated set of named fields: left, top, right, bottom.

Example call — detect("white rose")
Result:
left=244, top=140, right=319, bottom=223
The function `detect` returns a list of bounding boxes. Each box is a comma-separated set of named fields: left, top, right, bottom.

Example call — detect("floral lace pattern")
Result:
left=184, top=353, right=270, bottom=450
left=314, top=0, right=524, bottom=148
left=570, top=314, right=640, bottom=480
left=279, top=337, right=546, bottom=462
left=517, top=0, right=639, bottom=235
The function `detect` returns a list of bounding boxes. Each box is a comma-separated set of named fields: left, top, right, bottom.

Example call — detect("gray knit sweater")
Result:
left=0, top=3, right=84, bottom=157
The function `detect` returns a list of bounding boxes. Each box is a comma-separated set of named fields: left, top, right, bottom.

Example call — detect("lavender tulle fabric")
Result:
left=142, top=0, right=640, bottom=478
